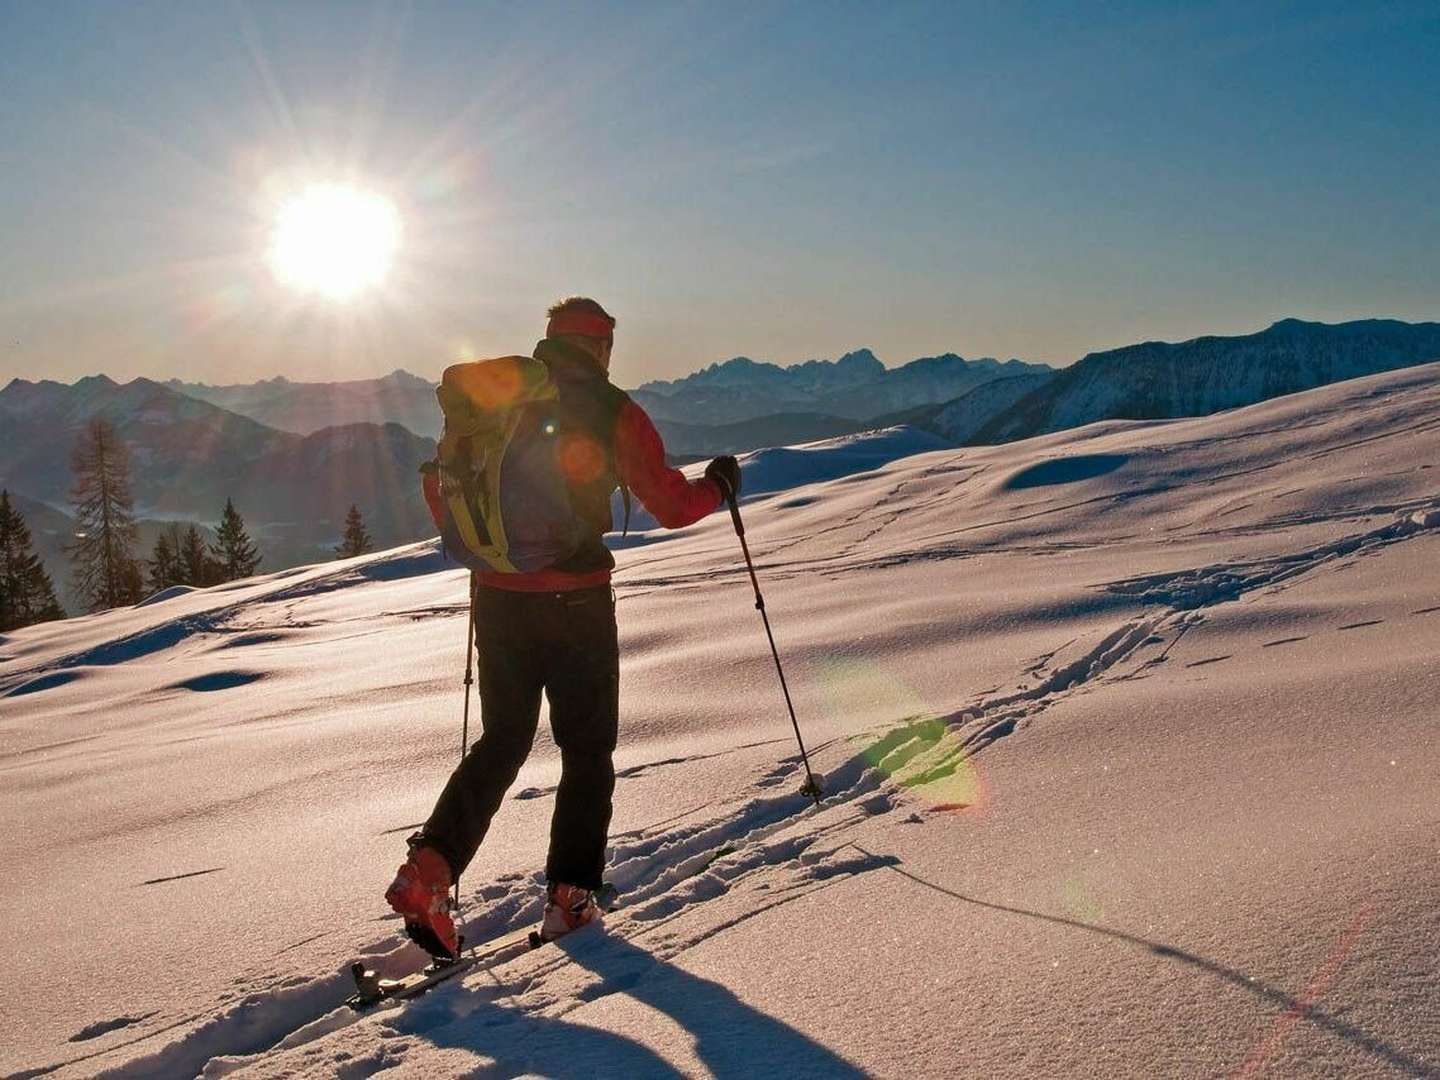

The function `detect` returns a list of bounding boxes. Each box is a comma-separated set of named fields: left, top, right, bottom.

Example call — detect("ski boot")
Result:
left=535, top=882, right=603, bottom=944
left=385, top=840, right=459, bottom=960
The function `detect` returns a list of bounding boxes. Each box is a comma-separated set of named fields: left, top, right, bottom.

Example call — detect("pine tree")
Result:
left=178, top=524, right=221, bottom=587
left=147, top=523, right=185, bottom=593
left=0, top=491, right=65, bottom=631
left=209, top=498, right=261, bottom=582
left=335, top=504, right=373, bottom=559
left=68, top=417, right=143, bottom=611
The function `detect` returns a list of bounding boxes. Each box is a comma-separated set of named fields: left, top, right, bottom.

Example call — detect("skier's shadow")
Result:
left=405, top=931, right=865, bottom=1077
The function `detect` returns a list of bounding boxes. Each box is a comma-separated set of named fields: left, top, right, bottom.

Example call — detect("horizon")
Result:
left=5, top=313, right=1437, bottom=394
left=2, top=3, right=1438, bottom=388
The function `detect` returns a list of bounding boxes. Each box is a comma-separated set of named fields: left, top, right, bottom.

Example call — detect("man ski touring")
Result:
left=386, top=297, right=741, bottom=958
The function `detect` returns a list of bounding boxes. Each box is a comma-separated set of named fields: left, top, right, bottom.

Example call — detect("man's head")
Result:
left=546, top=297, right=616, bottom=372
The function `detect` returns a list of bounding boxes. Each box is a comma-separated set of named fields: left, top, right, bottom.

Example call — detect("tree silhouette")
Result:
left=210, top=498, right=261, bottom=581
left=335, top=504, right=373, bottom=559
left=68, top=417, right=142, bottom=611
left=147, top=523, right=185, bottom=593
left=178, top=523, right=221, bottom=586
left=0, top=491, right=65, bottom=631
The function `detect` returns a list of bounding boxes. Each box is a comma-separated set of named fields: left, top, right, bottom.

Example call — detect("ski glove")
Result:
left=705, top=455, right=741, bottom=502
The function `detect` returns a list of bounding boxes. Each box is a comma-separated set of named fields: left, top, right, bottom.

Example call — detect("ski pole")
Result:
left=720, top=485, right=823, bottom=805
left=454, top=572, right=478, bottom=915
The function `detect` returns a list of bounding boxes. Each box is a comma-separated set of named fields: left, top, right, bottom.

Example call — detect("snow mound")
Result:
left=136, top=584, right=200, bottom=607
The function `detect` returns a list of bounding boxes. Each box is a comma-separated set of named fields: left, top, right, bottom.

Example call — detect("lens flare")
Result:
left=818, top=659, right=993, bottom=815
left=267, top=183, right=400, bottom=300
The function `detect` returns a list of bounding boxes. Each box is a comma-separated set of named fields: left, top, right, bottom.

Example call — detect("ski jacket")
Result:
left=462, top=338, right=722, bottom=592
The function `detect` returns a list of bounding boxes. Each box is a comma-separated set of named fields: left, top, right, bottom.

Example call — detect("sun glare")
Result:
left=267, top=183, right=400, bottom=300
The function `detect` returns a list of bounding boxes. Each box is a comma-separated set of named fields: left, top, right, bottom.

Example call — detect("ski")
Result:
left=345, top=925, right=538, bottom=1011
left=346, top=883, right=622, bottom=1011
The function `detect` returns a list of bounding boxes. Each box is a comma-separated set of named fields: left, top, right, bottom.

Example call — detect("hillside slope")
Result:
left=976, top=317, right=1440, bottom=443
left=0, top=376, right=436, bottom=560
left=168, top=370, right=441, bottom=439
left=2, top=364, right=1438, bottom=1078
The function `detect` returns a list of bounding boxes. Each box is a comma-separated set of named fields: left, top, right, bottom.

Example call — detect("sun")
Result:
left=267, top=183, right=400, bottom=300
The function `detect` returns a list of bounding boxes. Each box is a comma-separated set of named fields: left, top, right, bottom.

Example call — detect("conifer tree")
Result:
left=178, top=524, right=221, bottom=586
left=209, top=498, right=261, bottom=582
left=0, top=491, right=65, bottom=631
left=335, top=504, right=373, bottom=559
left=147, top=524, right=184, bottom=593
left=68, top=417, right=143, bottom=611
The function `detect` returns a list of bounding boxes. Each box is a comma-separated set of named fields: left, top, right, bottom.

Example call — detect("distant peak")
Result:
left=76, top=373, right=117, bottom=387
left=836, top=348, right=883, bottom=370
left=1266, top=317, right=1319, bottom=332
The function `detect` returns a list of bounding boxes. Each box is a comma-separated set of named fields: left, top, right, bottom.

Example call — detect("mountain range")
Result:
left=971, top=317, right=1440, bottom=444
left=166, top=369, right=442, bottom=438
left=3, top=316, right=1437, bottom=612
left=0, top=375, right=435, bottom=574
left=632, top=349, right=1052, bottom=425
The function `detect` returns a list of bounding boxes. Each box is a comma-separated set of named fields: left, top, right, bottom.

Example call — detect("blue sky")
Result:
left=1, top=0, right=1436, bottom=387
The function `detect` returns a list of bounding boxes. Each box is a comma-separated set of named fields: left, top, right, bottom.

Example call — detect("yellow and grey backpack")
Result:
left=423, top=355, right=629, bottom=573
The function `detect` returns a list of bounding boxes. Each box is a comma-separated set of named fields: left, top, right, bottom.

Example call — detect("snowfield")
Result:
left=3, top=364, right=1438, bottom=1078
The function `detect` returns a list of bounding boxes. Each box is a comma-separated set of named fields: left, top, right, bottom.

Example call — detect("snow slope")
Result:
left=2, top=364, right=1438, bottom=1078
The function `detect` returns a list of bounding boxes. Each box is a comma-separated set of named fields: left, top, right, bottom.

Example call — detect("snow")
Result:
left=2, top=363, right=1438, bottom=1077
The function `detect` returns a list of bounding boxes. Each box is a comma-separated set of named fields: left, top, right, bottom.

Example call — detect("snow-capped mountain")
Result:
left=879, top=371, right=1058, bottom=443
left=633, top=349, right=1051, bottom=425
left=167, top=369, right=442, bottom=438
left=974, top=318, right=1440, bottom=443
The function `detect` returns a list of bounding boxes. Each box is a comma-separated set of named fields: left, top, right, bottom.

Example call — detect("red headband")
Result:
left=546, top=311, right=614, bottom=341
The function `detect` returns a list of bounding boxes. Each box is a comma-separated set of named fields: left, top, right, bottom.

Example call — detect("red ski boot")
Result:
left=385, top=844, right=459, bottom=959
left=538, top=882, right=602, bottom=943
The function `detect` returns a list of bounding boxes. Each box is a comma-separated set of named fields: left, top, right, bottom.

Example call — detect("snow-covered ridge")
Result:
left=3, top=363, right=1438, bottom=1077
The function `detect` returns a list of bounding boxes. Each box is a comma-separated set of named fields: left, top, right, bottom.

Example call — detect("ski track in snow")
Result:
left=52, top=745, right=900, bottom=1079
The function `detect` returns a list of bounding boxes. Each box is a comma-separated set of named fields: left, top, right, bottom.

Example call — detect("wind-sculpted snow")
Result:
left=3, top=363, right=1439, bottom=1077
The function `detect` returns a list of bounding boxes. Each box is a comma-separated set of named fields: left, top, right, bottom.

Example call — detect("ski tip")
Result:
left=528, top=930, right=544, bottom=949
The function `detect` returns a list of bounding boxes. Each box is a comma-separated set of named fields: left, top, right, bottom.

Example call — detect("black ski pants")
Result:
left=422, top=584, right=619, bottom=891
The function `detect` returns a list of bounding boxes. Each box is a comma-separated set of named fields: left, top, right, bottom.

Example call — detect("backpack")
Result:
left=422, top=354, right=629, bottom=573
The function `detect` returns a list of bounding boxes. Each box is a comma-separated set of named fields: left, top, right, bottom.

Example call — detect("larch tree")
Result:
left=68, top=417, right=143, bottom=611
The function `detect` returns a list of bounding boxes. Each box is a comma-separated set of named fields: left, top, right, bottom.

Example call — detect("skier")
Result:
left=386, top=297, right=741, bottom=958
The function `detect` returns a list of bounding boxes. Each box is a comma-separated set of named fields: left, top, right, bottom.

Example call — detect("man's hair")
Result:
left=546, top=296, right=616, bottom=331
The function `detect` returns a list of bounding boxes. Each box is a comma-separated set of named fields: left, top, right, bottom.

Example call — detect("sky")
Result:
left=1, top=0, right=1437, bottom=389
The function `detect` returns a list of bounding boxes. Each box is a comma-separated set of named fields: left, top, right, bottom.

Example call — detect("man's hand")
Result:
left=704, top=455, right=741, bottom=501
